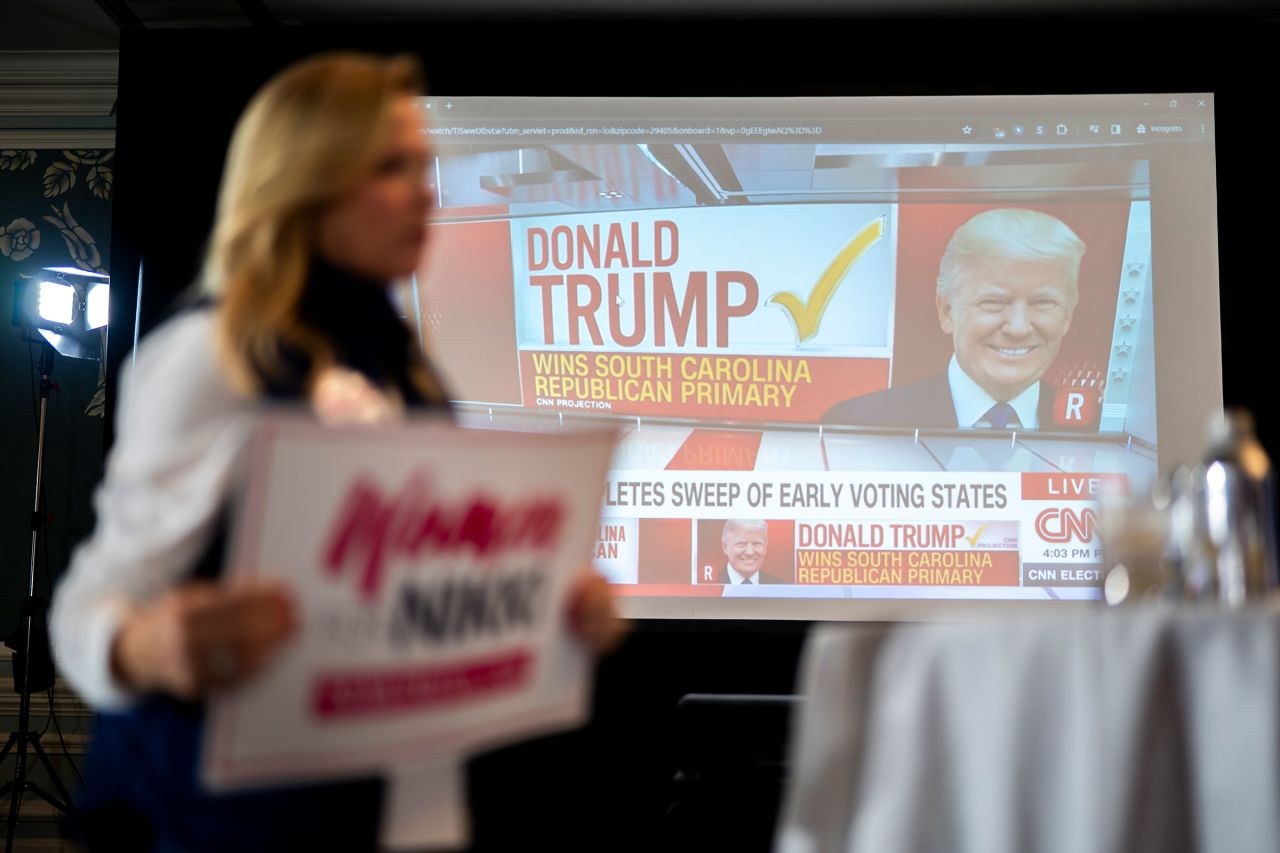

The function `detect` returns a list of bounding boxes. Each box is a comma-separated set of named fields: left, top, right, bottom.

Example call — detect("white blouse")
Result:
left=51, top=309, right=255, bottom=710
left=51, top=308, right=412, bottom=708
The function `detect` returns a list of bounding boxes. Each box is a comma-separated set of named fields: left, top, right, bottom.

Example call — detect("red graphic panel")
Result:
left=694, top=519, right=796, bottom=584
left=1052, top=386, right=1100, bottom=428
left=519, top=351, right=888, bottom=423
left=666, top=429, right=763, bottom=471
left=636, top=518, right=693, bottom=585
left=1022, top=472, right=1129, bottom=501
left=419, top=220, right=522, bottom=404
left=794, top=550, right=1019, bottom=586
left=891, top=201, right=1130, bottom=394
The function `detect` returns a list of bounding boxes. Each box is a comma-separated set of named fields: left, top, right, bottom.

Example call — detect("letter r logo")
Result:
left=1053, top=388, right=1098, bottom=427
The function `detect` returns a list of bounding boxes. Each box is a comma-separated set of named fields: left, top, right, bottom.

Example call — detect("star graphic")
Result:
left=1111, top=368, right=1129, bottom=383
left=1118, top=316, right=1136, bottom=332
left=1122, top=289, right=1140, bottom=304
left=1115, top=343, right=1133, bottom=358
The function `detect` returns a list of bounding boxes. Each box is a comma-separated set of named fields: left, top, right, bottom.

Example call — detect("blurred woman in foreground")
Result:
left=51, top=51, right=623, bottom=852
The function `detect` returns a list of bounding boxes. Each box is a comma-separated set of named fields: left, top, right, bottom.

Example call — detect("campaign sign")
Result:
left=204, top=415, right=616, bottom=790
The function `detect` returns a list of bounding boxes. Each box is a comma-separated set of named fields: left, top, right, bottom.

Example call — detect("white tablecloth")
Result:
left=777, top=606, right=1280, bottom=853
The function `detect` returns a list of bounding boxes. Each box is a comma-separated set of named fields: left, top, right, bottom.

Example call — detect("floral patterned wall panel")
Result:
left=2, top=148, right=112, bottom=273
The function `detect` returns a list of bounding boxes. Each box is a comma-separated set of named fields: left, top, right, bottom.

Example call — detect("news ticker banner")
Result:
left=205, top=417, right=616, bottom=790
left=510, top=204, right=896, bottom=422
left=591, top=471, right=1125, bottom=593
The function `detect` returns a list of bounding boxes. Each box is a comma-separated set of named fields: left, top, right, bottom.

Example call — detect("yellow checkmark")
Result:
left=769, top=216, right=885, bottom=343
left=965, top=524, right=989, bottom=548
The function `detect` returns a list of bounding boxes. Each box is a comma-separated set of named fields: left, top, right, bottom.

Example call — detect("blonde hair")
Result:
left=204, top=51, right=441, bottom=401
left=937, top=208, right=1086, bottom=308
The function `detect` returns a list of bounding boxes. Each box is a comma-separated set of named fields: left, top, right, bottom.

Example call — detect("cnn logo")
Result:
left=1034, top=507, right=1098, bottom=543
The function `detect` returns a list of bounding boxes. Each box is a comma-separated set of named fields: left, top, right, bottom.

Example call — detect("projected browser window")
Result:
left=412, top=94, right=1218, bottom=618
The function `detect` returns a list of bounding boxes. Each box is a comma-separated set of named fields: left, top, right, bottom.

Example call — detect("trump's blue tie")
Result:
left=983, top=403, right=1020, bottom=430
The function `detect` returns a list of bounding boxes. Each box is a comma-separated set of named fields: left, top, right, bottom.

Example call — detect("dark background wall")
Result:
left=39, top=12, right=1280, bottom=851
left=0, top=149, right=112, bottom=641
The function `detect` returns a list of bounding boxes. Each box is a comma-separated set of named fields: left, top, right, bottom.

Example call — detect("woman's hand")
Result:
left=566, top=569, right=628, bottom=655
left=111, top=579, right=298, bottom=700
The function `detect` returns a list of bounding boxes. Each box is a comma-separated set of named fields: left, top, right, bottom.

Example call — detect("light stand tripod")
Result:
left=0, top=340, right=74, bottom=852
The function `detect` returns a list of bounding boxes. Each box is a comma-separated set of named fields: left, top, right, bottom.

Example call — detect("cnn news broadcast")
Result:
left=414, top=99, right=1160, bottom=605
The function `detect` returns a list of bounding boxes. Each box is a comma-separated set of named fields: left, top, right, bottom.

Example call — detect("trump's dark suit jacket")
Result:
left=822, top=373, right=1086, bottom=430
